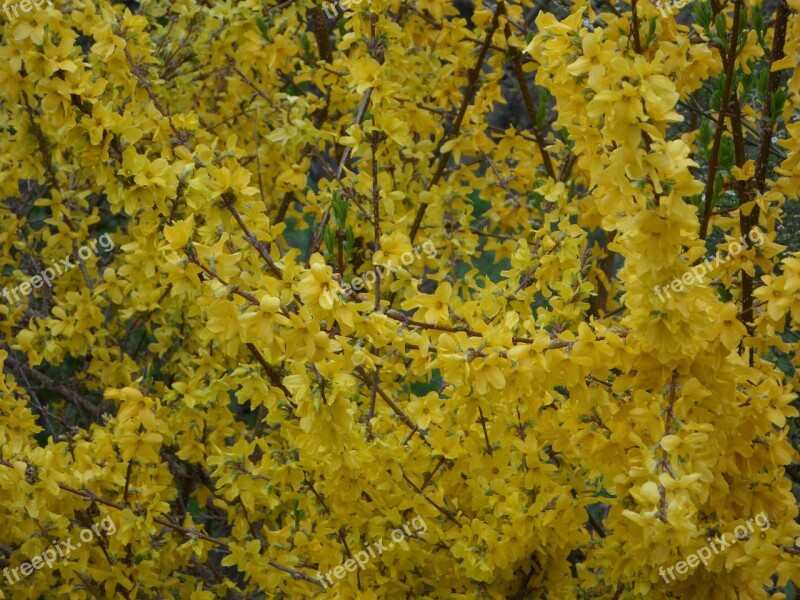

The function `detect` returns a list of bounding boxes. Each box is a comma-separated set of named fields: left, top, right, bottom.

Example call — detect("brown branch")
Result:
left=311, top=8, right=333, bottom=64
left=630, top=0, right=643, bottom=54
left=588, top=231, right=617, bottom=318
left=477, top=406, right=493, bottom=456
left=274, top=193, right=294, bottom=224
left=421, top=456, right=446, bottom=491
left=698, top=0, right=744, bottom=240
left=124, top=47, right=191, bottom=151
left=408, top=0, right=505, bottom=243
left=729, top=93, right=757, bottom=348
left=5, top=356, right=102, bottom=420
left=40, top=482, right=323, bottom=588
left=222, top=192, right=283, bottom=279
left=400, top=470, right=460, bottom=525
left=123, top=460, right=134, bottom=507
left=184, top=247, right=260, bottom=305
left=503, top=17, right=555, bottom=179
left=370, top=136, right=382, bottom=310
left=353, top=366, right=425, bottom=441
left=657, top=372, right=679, bottom=522
left=365, top=366, right=380, bottom=441
left=245, top=343, right=295, bottom=406
left=752, top=0, right=790, bottom=199
left=307, top=90, right=373, bottom=261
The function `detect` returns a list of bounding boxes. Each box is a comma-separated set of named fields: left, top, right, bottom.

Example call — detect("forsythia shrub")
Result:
left=1, top=0, right=799, bottom=597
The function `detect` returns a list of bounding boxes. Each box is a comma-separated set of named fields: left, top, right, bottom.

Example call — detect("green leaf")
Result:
left=255, top=16, right=270, bottom=41
left=331, top=190, right=348, bottom=229
left=711, top=86, right=722, bottom=112
left=693, top=1, right=711, bottom=31
left=771, top=89, right=787, bottom=123
left=323, top=227, right=335, bottom=256
left=145, top=362, right=154, bottom=391
left=753, top=7, right=766, bottom=46
left=559, top=127, right=574, bottom=151
left=697, top=119, right=712, bottom=155
left=786, top=580, right=796, bottom=600
left=752, top=6, right=763, bottom=34
left=756, top=69, right=768, bottom=99
left=713, top=171, right=724, bottom=200
left=740, top=70, right=753, bottom=96
left=645, top=17, right=657, bottom=48
left=300, top=33, right=313, bottom=62
left=536, top=89, right=550, bottom=129
left=737, top=11, right=748, bottom=53
left=719, top=136, right=734, bottom=171
left=345, top=226, right=355, bottom=258
left=715, top=12, right=727, bottom=49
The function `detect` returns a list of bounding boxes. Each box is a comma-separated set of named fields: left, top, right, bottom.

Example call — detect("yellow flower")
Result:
left=732, top=160, right=756, bottom=181
left=163, top=217, right=195, bottom=250
left=373, top=231, right=412, bottom=268
left=298, top=255, right=337, bottom=310
left=406, top=392, right=443, bottom=429
left=712, top=304, right=748, bottom=349
left=402, top=282, right=452, bottom=323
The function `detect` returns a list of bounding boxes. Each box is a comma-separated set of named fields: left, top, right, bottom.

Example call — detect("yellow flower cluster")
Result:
left=0, top=0, right=798, bottom=598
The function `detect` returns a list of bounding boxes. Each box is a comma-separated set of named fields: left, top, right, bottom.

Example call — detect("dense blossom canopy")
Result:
left=1, top=0, right=799, bottom=598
